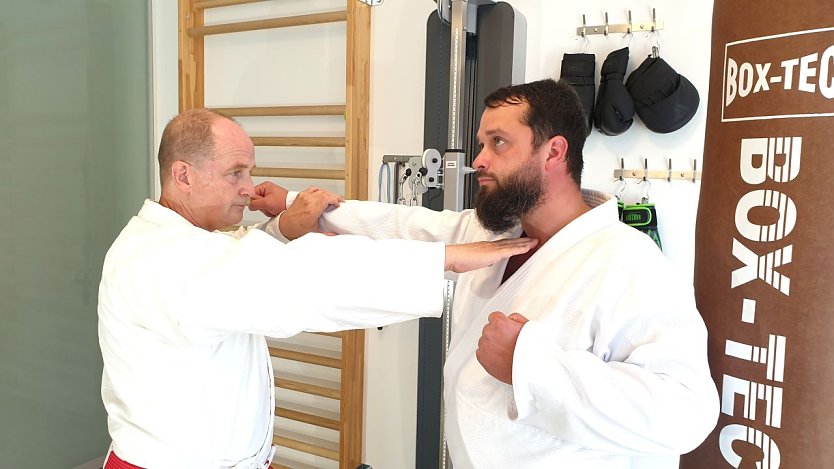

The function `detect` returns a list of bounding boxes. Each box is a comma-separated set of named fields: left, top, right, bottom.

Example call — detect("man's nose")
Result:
left=241, top=175, right=255, bottom=197
left=472, top=150, right=489, bottom=171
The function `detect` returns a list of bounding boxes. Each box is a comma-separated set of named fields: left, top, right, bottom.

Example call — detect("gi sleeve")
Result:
left=221, top=217, right=289, bottom=244
left=175, top=229, right=446, bottom=339
left=283, top=191, right=481, bottom=245
left=509, top=267, right=719, bottom=456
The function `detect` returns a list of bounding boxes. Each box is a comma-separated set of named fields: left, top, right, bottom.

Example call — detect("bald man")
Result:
left=96, top=109, right=535, bottom=468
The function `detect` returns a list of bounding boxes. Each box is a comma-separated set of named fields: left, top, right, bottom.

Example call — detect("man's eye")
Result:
left=494, top=137, right=505, bottom=146
left=230, top=171, right=241, bottom=177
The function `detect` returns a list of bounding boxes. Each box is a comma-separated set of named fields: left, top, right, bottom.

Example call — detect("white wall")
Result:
left=363, top=3, right=436, bottom=467
left=150, top=1, right=715, bottom=467
left=150, top=0, right=178, bottom=199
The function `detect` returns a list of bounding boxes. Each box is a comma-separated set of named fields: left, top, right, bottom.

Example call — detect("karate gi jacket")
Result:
left=286, top=189, right=719, bottom=469
left=97, top=200, right=446, bottom=468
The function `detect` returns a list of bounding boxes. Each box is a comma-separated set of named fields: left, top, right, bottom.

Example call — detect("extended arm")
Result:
left=254, top=182, right=490, bottom=245
left=175, top=231, right=445, bottom=337
left=170, top=230, right=534, bottom=338
left=223, top=186, right=338, bottom=242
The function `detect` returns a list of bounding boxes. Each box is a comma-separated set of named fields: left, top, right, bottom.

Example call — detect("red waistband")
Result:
left=105, top=451, right=145, bottom=469
left=104, top=448, right=274, bottom=468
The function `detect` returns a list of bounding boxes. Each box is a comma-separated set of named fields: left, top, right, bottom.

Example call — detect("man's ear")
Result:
left=170, top=160, right=193, bottom=192
left=543, top=135, right=569, bottom=172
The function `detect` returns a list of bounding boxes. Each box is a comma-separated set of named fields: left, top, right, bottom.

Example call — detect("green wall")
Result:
left=0, top=1, right=150, bottom=466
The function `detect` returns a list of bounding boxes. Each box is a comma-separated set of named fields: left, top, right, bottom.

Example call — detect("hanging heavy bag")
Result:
left=594, top=47, right=635, bottom=136
left=625, top=52, right=699, bottom=133
left=560, top=53, right=595, bottom=135
left=680, top=0, right=834, bottom=467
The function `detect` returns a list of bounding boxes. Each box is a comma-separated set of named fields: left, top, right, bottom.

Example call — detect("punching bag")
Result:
left=682, top=1, right=834, bottom=468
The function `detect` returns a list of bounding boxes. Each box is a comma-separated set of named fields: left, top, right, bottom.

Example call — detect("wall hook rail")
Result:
left=576, top=8, right=664, bottom=36
left=613, top=158, right=702, bottom=182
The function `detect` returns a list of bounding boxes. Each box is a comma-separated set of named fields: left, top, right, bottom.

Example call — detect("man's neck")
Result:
left=501, top=188, right=590, bottom=284
left=519, top=187, right=591, bottom=246
left=159, top=193, right=201, bottom=229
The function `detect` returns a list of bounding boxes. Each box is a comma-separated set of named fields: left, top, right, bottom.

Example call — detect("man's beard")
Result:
left=474, top=156, right=545, bottom=233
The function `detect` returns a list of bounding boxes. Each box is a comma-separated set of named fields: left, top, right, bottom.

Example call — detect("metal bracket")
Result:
left=382, top=149, right=442, bottom=188
left=357, top=0, right=383, bottom=6
left=382, top=149, right=444, bottom=205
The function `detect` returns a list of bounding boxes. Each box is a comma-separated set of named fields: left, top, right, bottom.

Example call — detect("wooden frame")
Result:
left=178, top=1, right=372, bottom=467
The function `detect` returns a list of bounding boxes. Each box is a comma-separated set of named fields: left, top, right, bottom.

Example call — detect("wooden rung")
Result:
left=250, top=136, right=345, bottom=148
left=194, top=0, right=267, bottom=10
left=270, top=456, right=321, bottom=469
left=194, top=0, right=266, bottom=9
left=188, top=10, right=348, bottom=37
left=275, top=406, right=340, bottom=431
left=275, top=374, right=340, bottom=400
left=212, top=105, right=345, bottom=117
left=309, top=331, right=344, bottom=339
left=251, top=167, right=345, bottom=180
left=273, top=431, right=339, bottom=461
left=269, top=345, right=341, bottom=369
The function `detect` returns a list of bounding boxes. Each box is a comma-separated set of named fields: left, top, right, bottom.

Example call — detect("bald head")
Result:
left=157, top=109, right=237, bottom=187
left=157, top=109, right=256, bottom=231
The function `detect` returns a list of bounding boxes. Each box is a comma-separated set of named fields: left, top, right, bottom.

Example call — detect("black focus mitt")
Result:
left=560, top=53, right=596, bottom=136
left=625, top=55, right=699, bottom=133
left=594, top=47, right=634, bottom=136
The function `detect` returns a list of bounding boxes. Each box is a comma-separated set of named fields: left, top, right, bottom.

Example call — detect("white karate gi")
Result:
left=98, top=200, right=446, bottom=468
left=288, top=189, right=719, bottom=469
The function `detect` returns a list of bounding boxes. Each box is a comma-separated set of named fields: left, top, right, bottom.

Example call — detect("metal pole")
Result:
left=443, top=0, right=468, bottom=213
left=447, top=0, right=466, bottom=152
left=441, top=5, right=469, bottom=468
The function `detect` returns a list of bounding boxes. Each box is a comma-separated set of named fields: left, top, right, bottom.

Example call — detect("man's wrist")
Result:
left=274, top=212, right=292, bottom=242
left=275, top=188, right=289, bottom=213
left=286, top=191, right=300, bottom=208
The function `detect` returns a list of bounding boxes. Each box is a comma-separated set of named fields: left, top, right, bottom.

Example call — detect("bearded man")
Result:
left=252, top=79, right=718, bottom=469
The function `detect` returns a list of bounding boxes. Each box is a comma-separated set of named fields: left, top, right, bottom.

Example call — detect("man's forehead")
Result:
left=216, top=149, right=254, bottom=167
left=212, top=119, right=253, bottom=151
left=208, top=140, right=255, bottom=170
left=484, top=102, right=526, bottom=120
left=478, top=103, right=528, bottom=134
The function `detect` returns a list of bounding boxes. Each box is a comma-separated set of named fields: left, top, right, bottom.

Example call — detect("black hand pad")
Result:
left=626, top=55, right=700, bottom=134
left=594, top=47, right=634, bottom=136
left=560, top=53, right=596, bottom=136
